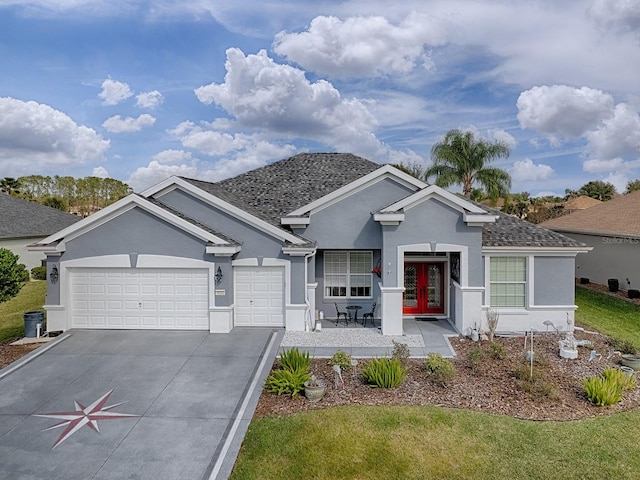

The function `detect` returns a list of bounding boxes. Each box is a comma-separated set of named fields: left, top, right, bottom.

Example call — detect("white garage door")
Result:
left=70, top=268, right=209, bottom=330
left=234, top=266, right=284, bottom=326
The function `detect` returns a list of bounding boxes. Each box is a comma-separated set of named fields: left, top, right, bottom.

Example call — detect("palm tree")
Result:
left=425, top=129, right=511, bottom=199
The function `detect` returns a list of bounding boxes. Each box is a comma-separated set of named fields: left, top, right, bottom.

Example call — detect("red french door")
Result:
left=403, top=262, right=445, bottom=315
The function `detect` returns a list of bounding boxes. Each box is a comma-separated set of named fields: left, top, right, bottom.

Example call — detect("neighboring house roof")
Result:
left=563, top=195, right=602, bottom=210
left=182, top=152, right=381, bottom=225
left=481, top=205, right=586, bottom=248
left=540, top=190, right=640, bottom=237
left=0, top=193, right=81, bottom=239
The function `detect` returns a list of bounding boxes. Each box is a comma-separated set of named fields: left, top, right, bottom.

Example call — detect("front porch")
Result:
left=280, top=318, right=458, bottom=358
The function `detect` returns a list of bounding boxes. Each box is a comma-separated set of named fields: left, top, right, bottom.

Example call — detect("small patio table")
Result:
left=346, top=305, right=362, bottom=324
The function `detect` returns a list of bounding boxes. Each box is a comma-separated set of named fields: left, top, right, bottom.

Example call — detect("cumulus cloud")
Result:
left=92, top=166, right=110, bottom=178
left=516, top=85, right=614, bottom=145
left=136, top=90, right=164, bottom=109
left=587, top=0, right=640, bottom=32
left=99, top=77, right=133, bottom=106
left=194, top=48, right=392, bottom=159
left=127, top=160, right=199, bottom=192
left=102, top=114, right=156, bottom=133
left=273, top=14, right=446, bottom=78
left=583, top=157, right=626, bottom=173
left=152, top=149, right=193, bottom=164
left=584, top=103, right=640, bottom=159
left=0, top=97, right=109, bottom=175
left=490, top=129, right=517, bottom=150
left=512, top=158, right=554, bottom=182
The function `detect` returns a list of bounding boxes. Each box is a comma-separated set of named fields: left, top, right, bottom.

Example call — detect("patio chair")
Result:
left=362, top=302, right=377, bottom=327
left=334, top=302, right=350, bottom=325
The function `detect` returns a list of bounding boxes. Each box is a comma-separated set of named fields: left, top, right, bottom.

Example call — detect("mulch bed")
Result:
left=255, top=331, right=640, bottom=421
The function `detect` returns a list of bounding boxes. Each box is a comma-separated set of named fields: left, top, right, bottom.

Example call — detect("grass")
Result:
left=232, top=287, right=640, bottom=479
left=575, top=286, right=640, bottom=347
left=232, top=406, right=640, bottom=480
left=0, top=281, right=46, bottom=342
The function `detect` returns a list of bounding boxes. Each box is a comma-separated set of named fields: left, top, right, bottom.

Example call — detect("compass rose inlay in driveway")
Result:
left=34, top=390, right=138, bottom=449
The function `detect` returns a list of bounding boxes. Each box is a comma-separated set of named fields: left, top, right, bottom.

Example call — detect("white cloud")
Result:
left=583, top=157, right=626, bottom=173
left=584, top=103, right=640, bottom=160
left=603, top=171, right=627, bottom=194
left=587, top=0, right=640, bottom=32
left=127, top=160, right=198, bottom=192
left=194, top=48, right=392, bottom=160
left=92, top=166, right=110, bottom=178
left=102, top=114, right=156, bottom=133
left=516, top=85, right=614, bottom=145
left=0, top=97, right=109, bottom=175
left=512, top=158, right=554, bottom=182
left=490, top=129, right=517, bottom=150
left=99, top=77, right=133, bottom=106
left=152, top=149, right=192, bottom=164
left=273, top=13, right=447, bottom=78
left=136, top=90, right=164, bottom=109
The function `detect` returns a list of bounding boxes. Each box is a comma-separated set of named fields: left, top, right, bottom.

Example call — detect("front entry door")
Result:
left=403, top=262, right=445, bottom=315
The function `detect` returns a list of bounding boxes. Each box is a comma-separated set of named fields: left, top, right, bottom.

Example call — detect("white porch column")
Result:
left=380, top=286, right=404, bottom=335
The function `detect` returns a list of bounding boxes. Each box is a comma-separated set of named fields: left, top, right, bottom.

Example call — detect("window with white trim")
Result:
left=324, top=251, right=373, bottom=298
left=490, top=257, right=526, bottom=307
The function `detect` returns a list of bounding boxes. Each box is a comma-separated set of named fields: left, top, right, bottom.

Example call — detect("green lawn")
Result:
left=0, top=281, right=46, bottom=342
left=575, top=286, right=640, bottom=347
left=232, top=287, right=640, bottom=479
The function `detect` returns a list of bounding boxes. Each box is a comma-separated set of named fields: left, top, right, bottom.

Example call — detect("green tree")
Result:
left=392, top=161, right=426, bottom=180
left=426, top=129, right=512, bottom=199
left=625, top=179, right=640, bottom=194
left=41, top=196, right=68, bottom=211
left=577, top=180, right=616, bottom=201
left=0, top=177, right=22, bottom=196
left=0, top=248, right=28, bottom=302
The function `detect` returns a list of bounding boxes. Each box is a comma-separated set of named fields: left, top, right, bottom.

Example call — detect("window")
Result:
left=490, top=257, right=526, bottom=307
left=324, top=251, right=373, bottom=298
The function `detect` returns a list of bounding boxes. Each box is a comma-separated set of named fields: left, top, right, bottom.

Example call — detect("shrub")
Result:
left=0, top=248, right=26, bottom=302
left=330, top=350, right=352, bottom=371
left=488, top=341, right=506, bottom=360
left=361, top=358, right=407, bottom=388
left=608, top=337, right=637, bottom=355
left=602, top=366, right=637, bottom=391
left=583, top=376, right=622, bottom=406
left=423, top=353, right=455, bottom=386
left=278, top=347, right=311, bottom=373
left=31, top=266, right=47, bottom=281
left=264, top=369, right=310, bottom=397
left=513, top=362, right=556, bottom=399
left=467, top=346, right=485, bottom=372
left=391, top=340, right=411, bottom=366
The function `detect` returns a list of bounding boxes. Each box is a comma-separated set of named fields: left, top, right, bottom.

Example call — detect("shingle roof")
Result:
left=480, top=204, right=587, bottom=248
left=0, top=193, right=81, bottom=239
left=540, top=190, right=640, bottom=237
left=563, top=195, right=602, bottom=210
left=180, top=152, right=585, bottom=249
left=182, top=153, right=381, bottom=225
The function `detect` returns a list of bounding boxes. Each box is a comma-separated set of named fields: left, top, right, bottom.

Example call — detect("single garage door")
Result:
left=70, top=268, right=209, bottom=330
left=234, top=266, right=284, bottom=326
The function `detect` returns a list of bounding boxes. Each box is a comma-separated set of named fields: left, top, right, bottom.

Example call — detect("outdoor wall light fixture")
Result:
left=215, top=266, right=223, bottom=285
left=50, top=265, right=59, bottom=284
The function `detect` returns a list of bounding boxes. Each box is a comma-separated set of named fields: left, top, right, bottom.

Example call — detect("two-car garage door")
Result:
left=70, top=268, right=209, bottom=330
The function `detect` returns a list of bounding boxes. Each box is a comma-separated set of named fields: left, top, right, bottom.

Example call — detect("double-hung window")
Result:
left=489, top=257, right=526, bottom=307
left=324, top=251, right=372, bottom=298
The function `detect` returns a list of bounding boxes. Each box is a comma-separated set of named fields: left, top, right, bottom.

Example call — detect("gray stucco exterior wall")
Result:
left=567, top=232, right=640, bottom=288
left=533, top=256, right=576, bottom=306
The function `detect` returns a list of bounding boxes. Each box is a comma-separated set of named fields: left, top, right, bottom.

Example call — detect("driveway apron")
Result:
left=0, top=328, right=280, bottom=480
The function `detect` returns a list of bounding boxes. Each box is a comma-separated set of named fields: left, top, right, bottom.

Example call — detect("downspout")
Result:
left=304, top=249, right=317, bottom=331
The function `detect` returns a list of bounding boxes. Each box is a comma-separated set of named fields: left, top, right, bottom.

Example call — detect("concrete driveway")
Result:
left=0, top=328, right=280, bottom=480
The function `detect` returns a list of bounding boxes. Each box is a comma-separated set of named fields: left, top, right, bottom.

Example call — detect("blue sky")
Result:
left=1, top=1, right=639, bottom=195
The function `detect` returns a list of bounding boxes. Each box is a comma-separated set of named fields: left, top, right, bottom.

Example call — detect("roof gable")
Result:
left=0, top=193, right=80, bottom=239
left=30, top=194, right=239, bottom=253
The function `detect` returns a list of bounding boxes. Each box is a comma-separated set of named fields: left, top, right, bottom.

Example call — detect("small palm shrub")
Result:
left=424, top=353, right=455, bottom=386
left=361, top=358, right=407, bottom=388
left=391, top=340, right=411, bottom=366
left=278, top=347, right=311, bottom=372
left=602, top=366, right=637, bottom=391
left=264, top=369, right=310, bottom=397
left=583, top=376, right=623, bottom=406
left=330, top=350, right=352, bottom=371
